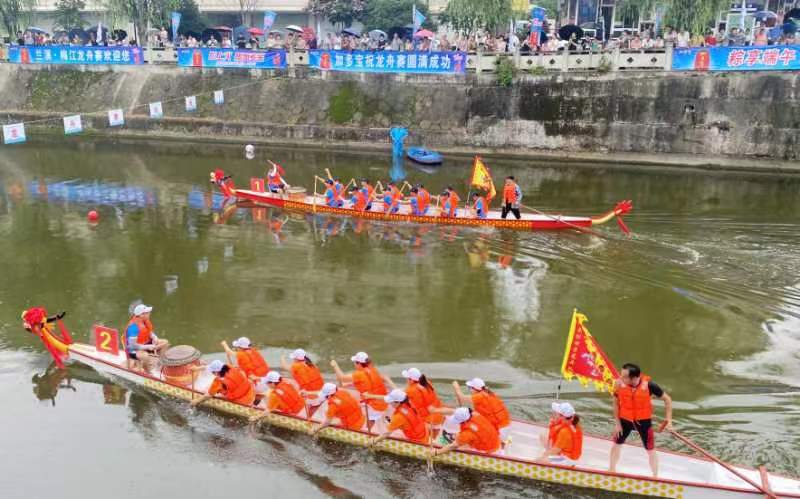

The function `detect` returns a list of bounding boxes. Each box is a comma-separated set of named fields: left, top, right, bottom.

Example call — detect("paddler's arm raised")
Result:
left=330, top=360, right=354, bottom=386
left=280, top=354, right=291, bottom=372
left=221, top=341, right=236, bottom=366
left=452, top=381, right=469, bottom=406
left=382, top=373, right=398, bottom=390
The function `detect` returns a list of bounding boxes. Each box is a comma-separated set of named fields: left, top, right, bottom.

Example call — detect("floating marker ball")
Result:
left=87, top=210, right=99, bottom=222
left=245, top=144, right=255, bottom=160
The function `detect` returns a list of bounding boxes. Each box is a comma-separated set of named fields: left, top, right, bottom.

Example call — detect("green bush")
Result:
left=496, top=57, right=516, bottom=87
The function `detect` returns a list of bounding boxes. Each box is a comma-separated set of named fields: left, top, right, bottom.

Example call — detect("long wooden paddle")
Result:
left=667, top=428, right=777, bottom=498
left=519, top=202, right=608, bottom=238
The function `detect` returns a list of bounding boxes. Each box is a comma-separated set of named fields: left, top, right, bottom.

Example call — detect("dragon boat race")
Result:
left=3, top=1, right=800, bottom=497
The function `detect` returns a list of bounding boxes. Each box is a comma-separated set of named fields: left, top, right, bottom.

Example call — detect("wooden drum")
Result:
left=160, top=345, right=202, bottom=386
left=286, top=187, right=307, bottom=201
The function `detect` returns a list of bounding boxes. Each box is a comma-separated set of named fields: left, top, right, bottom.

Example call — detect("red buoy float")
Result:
left=87, top=210, right=99, bottom=222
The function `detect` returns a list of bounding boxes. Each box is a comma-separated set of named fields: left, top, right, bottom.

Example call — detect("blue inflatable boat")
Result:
left=406, top=147, right=443, bottom=165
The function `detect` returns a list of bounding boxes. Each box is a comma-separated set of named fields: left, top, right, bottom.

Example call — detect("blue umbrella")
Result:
left=26, top=26, right=47, bottom=34
left=342, top=27, right=361, bottom=37
left=754, top=11, right=777, bottom=22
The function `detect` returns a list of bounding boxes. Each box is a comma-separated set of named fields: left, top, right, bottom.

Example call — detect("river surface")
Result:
left=0, top=139, right=798, bottom=499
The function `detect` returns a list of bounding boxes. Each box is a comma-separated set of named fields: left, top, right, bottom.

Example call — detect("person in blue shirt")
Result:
left=324, top=179, right=342, bottom=208
left=471, top=193, right=488, bottom=219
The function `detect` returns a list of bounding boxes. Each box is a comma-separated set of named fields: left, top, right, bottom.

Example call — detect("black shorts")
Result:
left=615, top=418, right=655, bottom=450
left=127, top=351, right=138, bottom=360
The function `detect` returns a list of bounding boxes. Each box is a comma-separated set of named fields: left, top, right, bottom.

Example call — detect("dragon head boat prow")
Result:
left=591, top=200, right=634, bottom=236
left=209, top=169, right=236, bottom=198
left=22, top=307, right=74, bottom=368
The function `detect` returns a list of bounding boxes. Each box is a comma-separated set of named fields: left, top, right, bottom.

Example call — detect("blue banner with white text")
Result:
left=8, top=45, right=144, bottom=65
left=176, top=48, right=286, bottom=69
left=672, top=45, right=800, bottom=71
left=309, top=50, right=467, bottom=74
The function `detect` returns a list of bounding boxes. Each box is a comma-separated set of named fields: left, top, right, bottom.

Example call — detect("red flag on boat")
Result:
left=469, top=156, right=496, bottom=202
left=561, top=309, right=619, bottom=393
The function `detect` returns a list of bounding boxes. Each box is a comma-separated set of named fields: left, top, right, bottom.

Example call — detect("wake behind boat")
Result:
left=21, top=309, right=800, bottom=499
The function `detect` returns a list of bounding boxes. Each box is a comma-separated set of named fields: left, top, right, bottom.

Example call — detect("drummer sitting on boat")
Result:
left=190, top=359, right=256, bottom=407
left=539, top=402, right=583, bottom=466
left=125, top=304, right=169, bottom=372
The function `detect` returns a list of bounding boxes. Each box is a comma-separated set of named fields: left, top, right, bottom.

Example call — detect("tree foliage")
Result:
left=175, top=0, right=206, bottom=35
left=617, top=0, right=729, bottom=34
left=0, top=0, right=36, bottom=37
left=361, top=0, right=432, bottom=32
left=307, top=0, right=367, bottom=29
left=441, top=0, right=513, bottom=34
left=54, top=0, right=85, bottom=30
left=103, top=0, right=180, bottom=43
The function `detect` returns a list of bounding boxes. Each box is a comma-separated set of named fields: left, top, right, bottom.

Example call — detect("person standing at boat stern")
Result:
left=331, top=352, right=392, bottom=433
left=501, top=176, right=522, bottom=220
left=221, top=337, right=269, bottom=382
left=539, top=402, right=583, bottom=465
left=191, top=359, right=256, bottom=407
left=609, top=363, right=673, bottom=476
left=125, top=304, right=168, bottom=371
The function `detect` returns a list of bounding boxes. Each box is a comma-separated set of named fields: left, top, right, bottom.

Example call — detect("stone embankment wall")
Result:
left=0, top=64, right=798, bottom=161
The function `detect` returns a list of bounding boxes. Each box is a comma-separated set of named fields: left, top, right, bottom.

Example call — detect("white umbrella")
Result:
left=286, top=25, right=303, bottom=33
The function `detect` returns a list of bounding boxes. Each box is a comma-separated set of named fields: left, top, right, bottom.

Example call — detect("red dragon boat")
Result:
left=210, top=170, right=633, bottom=233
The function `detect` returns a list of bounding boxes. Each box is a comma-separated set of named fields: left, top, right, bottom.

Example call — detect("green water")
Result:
left=1, top=138, right=798, bottom=498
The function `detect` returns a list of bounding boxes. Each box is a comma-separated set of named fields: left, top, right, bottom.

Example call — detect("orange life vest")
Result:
left=551, top=420, right=583, bottom=460
left=472, top=390, right=510, bottom=429
left=444, top=191, right=460, bottom=217
left=391, top=403, right=428, bottom=443
left=352, top=190, right=368, bottom=212
left=327, top=389, right=366, bottom=430
left=417, top=189, right=430, bottom=214
left=406, top=382, right=444, bottom=424
left=236, top=348, right=269, bottom=378
left=503, top=183, right=518, bottom=204
left=127, top=316, right=154, bottom=345
left=458, top=412, right=501, bottom=453
left=291, top=361, right=324, bottom=391
left=268, top=379, right=305, bottom=415
left=616, top=375, right=654, bottom=421
left=213, top=367, right=255, bottom=405
left=267, top=171, right=285, bottom=188
left=353, top=365, right=389, bottom=411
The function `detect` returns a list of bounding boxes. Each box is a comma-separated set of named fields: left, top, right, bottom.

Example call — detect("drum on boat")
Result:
left=286, top=187, right=306, bottom=202
left=160, top=345, right=202, bottom=386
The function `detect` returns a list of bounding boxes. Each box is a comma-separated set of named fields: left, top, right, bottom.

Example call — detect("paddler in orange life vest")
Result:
left=453, top=378, right=512, bottom=445
left=430, top=407, right=501, bottom=457
left=440, top=186, right=460, bottom=218
left=191, top=359, right=256, bottom=407
left=249, top=371, right=307, bottom=423
left=348, top=185, right=368, bottom=212
left=382, top=182, right=403, bottom=214
left=124, top=304, right=169, bottom=371
left=539, top=402, right=583, bottom=465
left=266, top=160, right=289, bottom=193
left=330, top=351, right=392, bottom=432
left=359, top=178, right=375, bottom=211
left=501, top=176, right=522, bottom=220
left=409, top=186, right=431, bottom=216
left=401, top=367, right=445, bottom=427
left=323, top=179, right=343, bottom=208
left=471, top=192, right=488, bottom=219
left=221, top=336, right=269, bottom=382
left=368, top=389, right=429, bottom=447
left=609, top=363, right=673, bottom=477
left=309, top=382, right=366, bottom=435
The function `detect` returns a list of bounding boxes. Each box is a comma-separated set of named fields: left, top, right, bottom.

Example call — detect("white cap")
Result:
left=384, top=388, right=407, bottom=404
left=133, top=304, right=153, bottom=316
left=321, top=382, right=338, bottom=397
left=350, top=351, right=369, bottom=363
left=207, top=360, right=224, bottom=373
left=442, top=415, right=461, bottom=434
left=231, top=337, right=251, bottom=349
left=453, top=407, right=471, bottom=423
left=290, top=348, right=307, bottom=361
left=265, top=371, right=281, bottom=384
left=551, top=402, right=575, bottom=418
left=401, top=368, right=421, bottom=381
left=465, top=378, right=486, bottom=390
